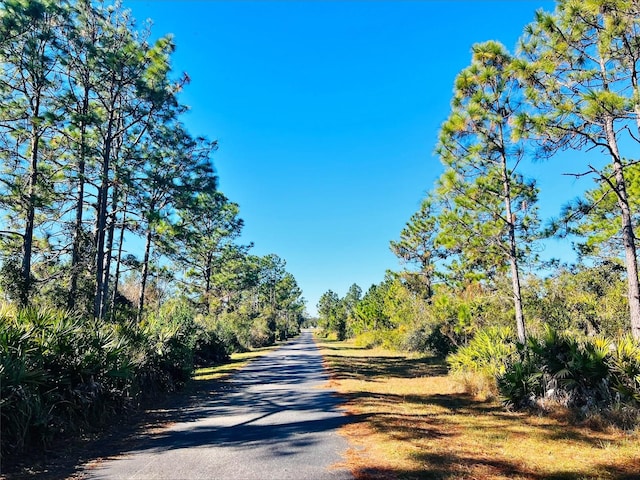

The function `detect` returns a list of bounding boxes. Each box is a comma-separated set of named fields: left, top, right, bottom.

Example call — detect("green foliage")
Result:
left=350, top=281, right=392, bottom=336
left=435, top=41, right=539, bottom=343
left=548, top=164, right=640, bottom=262
left=390, top=195, right=444, bottom=298
left=0, top=255, right=30, bottom=303
left=201, top=252, right=304, bottom=349
left=448, top=326, right=517, bottom=378
left=249, top=314, right=275, bottom=348
left=0, top=300, right=235, bottom=459
left=342, top=274, right=520, bottom=358
left=524, top=261, right=628, bottom=337
left=496, top=354, right=542, bottom=409
left=317, top=289, right=346, bottom=340
left=0, top=305, right=134, bottom=455
left=138, top=301, right=200, bottom=391
left=446, top=324, right=640, bottom=420
left=497, top=328, right=640, bottom=414
left=607, top=336, right=640, bottom=405
left=524, top=328, right=611, bottom=406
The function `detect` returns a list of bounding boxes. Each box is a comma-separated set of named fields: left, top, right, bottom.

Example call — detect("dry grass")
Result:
left=317, top=339, right=640, bottom=480
left=193, top=345, right=278, bottom=381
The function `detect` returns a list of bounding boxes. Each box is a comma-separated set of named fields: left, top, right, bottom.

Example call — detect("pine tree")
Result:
left=517, top=0, right=640, bottom=338
left=436, top=41, right=539, bottom=343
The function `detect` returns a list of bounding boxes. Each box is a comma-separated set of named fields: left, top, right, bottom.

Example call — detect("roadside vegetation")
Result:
left=317, top=0, right=640, bottom=434
left=0, top=0, right=305, bottom=466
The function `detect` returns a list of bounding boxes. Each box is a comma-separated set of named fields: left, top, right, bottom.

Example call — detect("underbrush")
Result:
left=0, top=301, right=228, bottom=461
left=352, top=329, right=404, bottom=350
left=352, top=324, right=458, bottom=357
left=448, top=326, right=640, bottom=429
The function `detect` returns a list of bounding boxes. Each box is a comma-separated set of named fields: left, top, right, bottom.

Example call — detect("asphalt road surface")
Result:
left=82, top=330, right=353, bottom=480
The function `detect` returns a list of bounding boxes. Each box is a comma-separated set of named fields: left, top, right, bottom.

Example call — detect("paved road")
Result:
left=82, top=330, right=353, bottom=480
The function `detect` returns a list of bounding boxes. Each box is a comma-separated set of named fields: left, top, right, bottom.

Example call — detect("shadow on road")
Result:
left=128, top=345, right=353, bottom=455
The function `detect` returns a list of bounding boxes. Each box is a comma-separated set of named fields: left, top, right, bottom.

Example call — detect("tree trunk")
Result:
left=203, top=251, right=213, bottom=314
left=605, top=118, right=640, bottom=339
left=137, top=215, right=154, bottom=322
left=99, top=183, right=119, bottom=320
left=68, top=83, right=90, bottom=310
left=94, top=114, right=114, bottom=319
left=21, top=95, right=42, bottom=306
left=110, top=195, right=128, bottom=317
left=500, top=137, right=526, bottom=343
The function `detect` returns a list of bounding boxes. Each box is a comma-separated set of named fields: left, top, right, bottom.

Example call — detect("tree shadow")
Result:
left=324, top=354, right=448, bottom=381
left=351, top=453, right=640, bottom=480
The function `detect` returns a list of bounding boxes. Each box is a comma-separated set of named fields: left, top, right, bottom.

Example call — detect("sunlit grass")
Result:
left=193, top=345, right=278, bottom=381
left=317, top=338, right=640, bottom=479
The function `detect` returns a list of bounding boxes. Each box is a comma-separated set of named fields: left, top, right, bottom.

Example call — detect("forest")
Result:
left=0, top=0, right=306, bottom=460
left=317, top=0, right=640, bottom=429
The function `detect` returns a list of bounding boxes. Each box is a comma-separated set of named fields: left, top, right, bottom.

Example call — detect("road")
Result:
left=81, top=330, right=353, bottom=480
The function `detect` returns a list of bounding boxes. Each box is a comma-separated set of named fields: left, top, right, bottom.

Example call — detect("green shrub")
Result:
left=513, top=329, right=610, bottom=408
left=0, top=306, right=138, bottom=456
left=497, top=352, right=543, bottom=409
left=497, top=328, right=621, bottom=413
left=447, top=326, right=517, bottom=398
left=0, top=300, right=226, bottom=459
left=448, top=326, right=517, bottom=378
left=249, top=315, right=274, bottom=348
left=402, top=323, right=457, bottom=357
left=138, top=301, right=200, bottom=391
left=353, top=330, right=383, bottom=348
left=193, top=322, right=230, bottom=365
left=353, top=327, right=409, bottom=351
left=607, top=335, right=640, bottom=405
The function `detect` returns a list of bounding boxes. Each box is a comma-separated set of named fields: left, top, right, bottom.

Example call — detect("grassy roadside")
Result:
left=317, top=338, right=640, bottom=480
left=192, top=345, right=278, bottom=381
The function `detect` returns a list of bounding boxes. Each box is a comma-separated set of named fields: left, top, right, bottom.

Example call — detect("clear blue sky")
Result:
left=125, top=0, right=588, bottom=315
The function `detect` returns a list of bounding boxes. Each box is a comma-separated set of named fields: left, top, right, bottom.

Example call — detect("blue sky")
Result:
left=125, top=0, right=589, bottom=315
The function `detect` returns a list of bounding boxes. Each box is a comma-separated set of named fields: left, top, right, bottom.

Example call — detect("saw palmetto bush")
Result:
left=448, top=326, right=517, bottom=377
left=497, top=329, right=611, bottom=410
left=136, top=302, right=200, bottom=393
left=0, top=301, right=215, bottom=458
left=607, top=335, right=640, bottom=405
left=527, top=328, right=610, bottom=407
left=449, top=324, right=640, bottom=426
left=497, top=328, right=640, bottom=422
left=447, top=326, right=518, bottom=398
left=0, top=313, right=47, bottom=454
left=0, top=306, right=136, bottom=456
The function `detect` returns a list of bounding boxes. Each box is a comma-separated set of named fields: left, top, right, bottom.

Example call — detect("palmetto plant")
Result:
left=447, top=326, right=517, bottom=378
left=0, top=306, right=139, bottom=456
left=526, top=328, right=611, bottom=405
left=607, top=336, right=640, bottom=405
left=1, top=325, right=47, bottom=453
left=498, top=327, right=616, bottom=410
